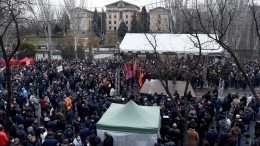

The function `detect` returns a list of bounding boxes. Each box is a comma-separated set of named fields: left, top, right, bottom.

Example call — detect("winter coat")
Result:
left=187, top=128, right=199, bottom=146
left=206, top=129, right=218, bottom=145
left=218, top=131, right=230, bottom=146
left=42, top=136, right=59, bottom=146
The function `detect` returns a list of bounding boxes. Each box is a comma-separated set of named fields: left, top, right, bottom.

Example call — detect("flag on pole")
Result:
left=139, top=69, right=144, bottom=88
left=124, top=61, right=132, bottom=80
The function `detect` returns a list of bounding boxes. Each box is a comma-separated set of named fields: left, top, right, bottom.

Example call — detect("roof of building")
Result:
left=105, top=0, right=140, bottom=10
left=150, top=7, right=170, bottom=12
left=71, top=7, right=94, bottom=14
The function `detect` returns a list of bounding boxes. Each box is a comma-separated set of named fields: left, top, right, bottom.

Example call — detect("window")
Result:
left=120, top=11, right=123, bottom=18
left=109, top=15, right=111, bottom=18
left=114, top=15, right=117, bottom=19
left=109, top=21, right=111, bottom=24
left=126, top=26, right=128, bottom=30
left=114, top=21, right=116, bottom=24
left=109, top=26, right=111, bottom=30
left=126, top=15, right=128, bottom=19
left=126, top=21, right=128, bottom=24
left=114, top=27, right=117, bottom=31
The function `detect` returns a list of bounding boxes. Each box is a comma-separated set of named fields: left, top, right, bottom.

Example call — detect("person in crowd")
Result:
left=218, top=126, right=230, bottom=146
left=0, top=124, right=8, bottom=146
left=10, top=138, right=22, bottom=146
left=205, top=125, right=218, bottom=146
left=103, top=132, right=113, bottom=146
left=187, top=127, right=199, bottom=146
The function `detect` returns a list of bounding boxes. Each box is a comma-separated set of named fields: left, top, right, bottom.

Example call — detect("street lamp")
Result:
left=114, top=42, right=121, bottom=97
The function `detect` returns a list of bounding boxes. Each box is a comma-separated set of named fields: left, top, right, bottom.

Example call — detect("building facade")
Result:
left=105, top=1, right=140, bottom=32
left=149, top=7, right=170, bottom=33
left=70, top=8, right=94, bottom=35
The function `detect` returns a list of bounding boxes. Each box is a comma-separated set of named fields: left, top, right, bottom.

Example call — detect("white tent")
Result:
left=96, top=100, right=160, bottom=146
left=139, top=79, right=196, bottom=97
left=120, top=33, right=223, bottom=54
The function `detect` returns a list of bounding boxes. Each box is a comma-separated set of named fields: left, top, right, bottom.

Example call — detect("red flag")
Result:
left=124, top=62, right=132, bottom=80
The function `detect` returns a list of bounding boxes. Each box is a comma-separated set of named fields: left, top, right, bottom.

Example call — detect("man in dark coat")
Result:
left=66, top=107, right=74, bottom=125
left=218, top=126, right=230, bottom=146
left=168, top=123, right=181, bottom=145
left=95, top=136, right=103, bottom=146
left=42, top=133, right=59, bottom=146
left=205, top=126, right=218, bottom=146
left=79, top=125, right=90, bottom=143
left=103, top=132, right=113, bottom=146
left=16, top=124, right=27, bottom=145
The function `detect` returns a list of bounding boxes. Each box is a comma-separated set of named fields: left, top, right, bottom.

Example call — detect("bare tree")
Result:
left=0, top=0, right=33, bottom=131
left=37, top=0, right=56, bottom=59
left=36, top=0, right=56, bottom=60
left=143, top=33, right=204, bottom=145
left=248, top=0, right=260, bottom=54
left=177, top=0, right=259, bottom=99
left=55, top=6, right=70, bottom=37
left=63, top=0, right=88, bottom=59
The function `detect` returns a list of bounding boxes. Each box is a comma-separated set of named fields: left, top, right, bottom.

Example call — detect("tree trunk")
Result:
left=182, top=79, right=191, bottom=146
left=3, top=60, right=12, bottom=133
left=182, top=119, right=188, bottom=146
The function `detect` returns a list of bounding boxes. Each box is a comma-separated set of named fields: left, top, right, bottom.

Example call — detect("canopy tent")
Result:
left=96, top=100, right=160, bottom=146
left=120, top=33, right=223, bottom=54
left=19, top=57, right=35, bottom=65
left=1, top=58, right=18, bottom=65
left=139, top=79, right=196, bottom=97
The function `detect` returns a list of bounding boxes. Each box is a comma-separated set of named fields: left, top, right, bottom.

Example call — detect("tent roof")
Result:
left=139, top=79, right=196, bottom=97
left=20, top=57, right=33, bottom=61
left=96, top=100, right=160, bottom=134
left=120, top=33, right=223, bottom=54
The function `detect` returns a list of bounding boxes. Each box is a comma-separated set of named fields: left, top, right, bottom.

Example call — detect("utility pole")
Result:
left=48, top=21, right=52, bottom=60
left=74, top=13, right=80, bottom=59
left=101, top=8, right=103, bottom=35
left=115, top=42, right=121, bottom=96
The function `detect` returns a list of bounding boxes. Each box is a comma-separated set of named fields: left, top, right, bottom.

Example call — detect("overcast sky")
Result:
left=56, top=0, right=161, bottom=11
left=88, top=0, right=150, bottom=8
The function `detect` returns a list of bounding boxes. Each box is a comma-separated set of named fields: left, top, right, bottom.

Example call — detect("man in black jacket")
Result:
left=103, top=132, right=113, bottom=146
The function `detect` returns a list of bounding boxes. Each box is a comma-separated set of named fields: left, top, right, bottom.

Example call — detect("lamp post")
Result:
left=114, top=42, right=121, bottom=96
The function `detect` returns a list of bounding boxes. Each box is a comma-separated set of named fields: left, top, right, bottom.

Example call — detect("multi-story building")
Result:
left=149, top=7, right=170, bottom=33
left=105, top=0, right=140, bottom=32
left=69, top=8, right=94, bottom=35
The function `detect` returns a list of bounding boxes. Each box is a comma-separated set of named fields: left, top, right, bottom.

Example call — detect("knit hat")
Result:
left=28, top=126, right=34, bottom=133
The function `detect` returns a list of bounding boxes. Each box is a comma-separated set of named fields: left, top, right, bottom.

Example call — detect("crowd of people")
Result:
left=0, top=58, right=259, bottom=146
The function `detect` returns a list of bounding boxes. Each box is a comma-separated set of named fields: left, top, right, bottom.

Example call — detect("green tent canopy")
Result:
left=96, top=100, right=160, bottom=134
